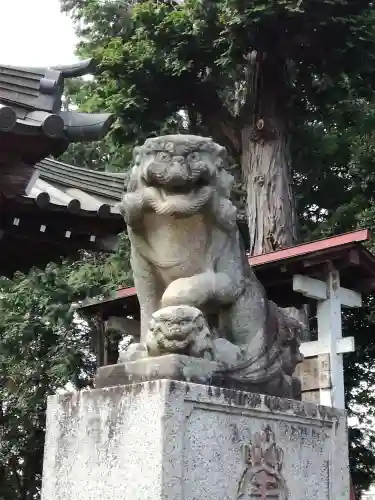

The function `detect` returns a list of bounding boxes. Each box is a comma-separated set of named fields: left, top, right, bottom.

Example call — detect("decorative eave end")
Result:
left=0, top=58, right=113, bottom=161
left=0, top=58, right=97, bottom=115
left=60, top=111, right=115, bottom=142
left=51, top=58, right=97, bottom=78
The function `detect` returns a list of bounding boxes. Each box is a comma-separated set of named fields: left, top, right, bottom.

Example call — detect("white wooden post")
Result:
left=293, top=269, right=361, bottom=409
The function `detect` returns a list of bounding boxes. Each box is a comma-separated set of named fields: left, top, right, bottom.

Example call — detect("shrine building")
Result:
left=0, top=58, right=127, bottom=275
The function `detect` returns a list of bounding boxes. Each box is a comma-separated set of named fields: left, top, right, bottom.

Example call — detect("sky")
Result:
left=0, top=0, right=78, bottom=67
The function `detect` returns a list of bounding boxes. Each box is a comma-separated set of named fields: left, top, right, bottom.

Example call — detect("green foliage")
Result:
left=0, top=235, right=132, bottom=499
left=344, top=301, right=375, bottom=497
left=293, top=96, right=375, bottom=239
left=60, top=78, right=134, bottom=171
left=60, top=134, right=133, bottom=172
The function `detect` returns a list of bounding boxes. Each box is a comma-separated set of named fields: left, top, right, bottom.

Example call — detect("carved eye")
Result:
left=156, top=151, right=170, bottom=162
left=188, top=152, right=200, bottom=162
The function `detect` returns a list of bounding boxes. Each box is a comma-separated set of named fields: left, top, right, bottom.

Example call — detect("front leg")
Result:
left=119, top=191, right=146, bottom=228
left=131, top=246, right=163, bottom=343
left=161, top=271, right=244, bottom=310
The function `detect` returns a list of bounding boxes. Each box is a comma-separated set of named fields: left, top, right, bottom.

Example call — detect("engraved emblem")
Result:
left=237, top=426, right=288, bottom=500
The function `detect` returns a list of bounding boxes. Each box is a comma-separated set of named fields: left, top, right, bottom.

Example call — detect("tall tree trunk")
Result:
left=242, top=128, right=297, bottom=255
left=241, top=55, right=310, bottom=340
left=241, top=55, right=297, bottom=256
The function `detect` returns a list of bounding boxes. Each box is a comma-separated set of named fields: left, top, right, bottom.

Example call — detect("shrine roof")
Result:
left=0, top=159, right=127, bottom=276
left=79, top=229, right=375, bottom=317
left=23, top=177, right=122, bottom=218
left=250, top=229, right=370, bottom=267
left=6, top=156, right=127, bottom=221
left=0, top=58, right=113, bottom=164
left=36, top=158, right=126, bottom=204
left=0, top=194, right=124, bottom=276
left=252, top=229, right=375, bottom=305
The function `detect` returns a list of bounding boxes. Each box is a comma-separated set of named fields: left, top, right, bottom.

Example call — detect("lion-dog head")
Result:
left=122, top=135, right=234, bottom=220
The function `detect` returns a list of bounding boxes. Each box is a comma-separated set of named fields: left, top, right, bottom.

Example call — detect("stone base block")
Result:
left=95, top=354, right=220, bottom=388
left=41, top=380, right=349, bottom=500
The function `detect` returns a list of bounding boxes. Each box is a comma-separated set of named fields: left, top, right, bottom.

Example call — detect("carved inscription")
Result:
left=237, top=426, right=288, bottom=500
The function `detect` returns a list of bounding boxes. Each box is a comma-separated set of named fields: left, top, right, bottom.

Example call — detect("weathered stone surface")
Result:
left=106, top=316, right=140, bottom=341
left=41, top=380, right=349, bottom=500
left=145, top=305, right=214, bottom=359
left=117, top=134, right=304, bottom=398
left=96, top=354, right=220, bottom=388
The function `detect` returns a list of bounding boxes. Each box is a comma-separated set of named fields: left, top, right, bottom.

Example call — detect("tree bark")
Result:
left=240, top=55, right=297, bottom=256
left=240, top=55, right=310, bottom=338
left=242, top=126, right=297, bottom=255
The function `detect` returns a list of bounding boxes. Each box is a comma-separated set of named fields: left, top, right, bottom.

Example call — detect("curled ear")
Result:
left=214, top=144, right=230, bottom=171
left=126, top=166, right=140, bottom=193
left=125, top=145, right=143, bottom=193
left=132, top=145, right=141, bottom=164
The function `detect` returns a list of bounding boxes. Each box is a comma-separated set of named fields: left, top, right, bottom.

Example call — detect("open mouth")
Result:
left=141, top=179, right=213, bottom=216
left=164, top=178, right=210, bottom=194
left=142, top=175, right=211, bottom=195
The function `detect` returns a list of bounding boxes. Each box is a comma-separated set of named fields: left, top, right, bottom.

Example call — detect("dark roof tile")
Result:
left=36, top=158, right=126, bottom=202
left=0, top=58, right=114, bottom=162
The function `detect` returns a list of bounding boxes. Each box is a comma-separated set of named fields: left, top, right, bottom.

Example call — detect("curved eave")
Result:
left=36, top=158, right=126, bottom=202
left=0, top=57, right=113, bottom=145
left=51, top=58, right=97, bottom=78
left=0, top=129, right=68, bottom=164
left=28, top=58, right=97, bottom=79
left=0, top=58, right=96, bottom=82
left=60, top=111, right=115, bottom=142
left=0, top=110, right=115, bottom=144
left=5, top=192, right=124, bottom=221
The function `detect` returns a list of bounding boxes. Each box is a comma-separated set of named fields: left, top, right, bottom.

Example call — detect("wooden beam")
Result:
left=0, top=162, right=39, bottom=196
left=317, top=269, right=345, bottom=409
left=347, top=248, right=361, bottom=266
left=293, top=274, right=362, bottom=308
left=302, top=248, right=361, bottom=269
left=358, top=277, right=375, bottom=293
left=295, top=268, right=358, bottom=408
left=339, top=287, right=362, bottom=308
left=3, top=205, right=123, bottom=239
left=300, top=337, right=355, bottom=358
left=293, top=274, right=327, bottom=300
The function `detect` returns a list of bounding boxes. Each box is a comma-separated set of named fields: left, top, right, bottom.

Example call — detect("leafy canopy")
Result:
left=60, top=0, right=375, bottom=159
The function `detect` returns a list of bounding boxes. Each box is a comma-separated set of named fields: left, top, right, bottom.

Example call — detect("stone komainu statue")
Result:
left=119, top=135, right=303, bottom=399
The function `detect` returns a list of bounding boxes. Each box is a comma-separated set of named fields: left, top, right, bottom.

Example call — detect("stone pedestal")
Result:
left=96, top=354, right=220, bottom=388
left=41, top=380, right=349, bottom=500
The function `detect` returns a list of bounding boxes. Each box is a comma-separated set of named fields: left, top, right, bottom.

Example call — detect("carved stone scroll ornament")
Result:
left=118, top=135, right=304, bottom=398
left=237, top=426, right=288, bottom=500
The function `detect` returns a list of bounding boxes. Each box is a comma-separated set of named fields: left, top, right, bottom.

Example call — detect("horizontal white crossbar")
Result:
left=300, top=336, right=355, bottom=358
left=293, top=274, right=362, bottom=308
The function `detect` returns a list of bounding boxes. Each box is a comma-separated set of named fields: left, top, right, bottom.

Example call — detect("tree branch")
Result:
left=189, top=81, right=242, bottom=161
